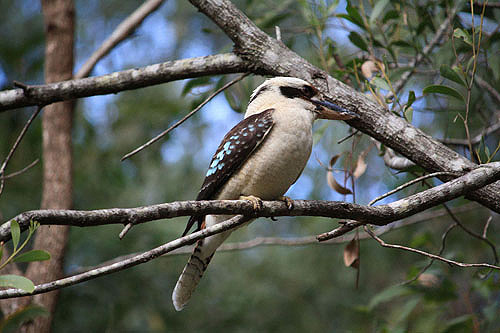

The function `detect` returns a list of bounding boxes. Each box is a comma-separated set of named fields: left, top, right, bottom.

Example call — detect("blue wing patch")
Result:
left=182, top=109, right=275, bottom=236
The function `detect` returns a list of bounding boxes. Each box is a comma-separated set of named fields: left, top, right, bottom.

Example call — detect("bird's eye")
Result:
left=302, top=85, right=315, bottom=98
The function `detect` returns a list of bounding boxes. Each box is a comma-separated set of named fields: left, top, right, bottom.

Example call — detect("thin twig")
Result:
left=482, top=216, right=492, bottom=239
left=75, top=0, right=165, bottom=79
left=0, top=159, right=39, bottom=180
left=0, top=106, right=43, bottom=197
left=368, top=171, right=461, bottom=206
left=337, top=129, right=359, bottom=144
left=442, top=203, right=498, bottom=264
left=400, top=223, right=457, bottom=286
left=420, top=175, right=499, bottom=265
left=119, top=223, right=133, bottom=240
left=121, top=73, right=249, bottom=161
left=364, top=225, right=500, bottom=270
left=275, top=26, right=281, bottom=41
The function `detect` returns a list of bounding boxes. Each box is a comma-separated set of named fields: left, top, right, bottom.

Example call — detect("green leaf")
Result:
left=423, top=85, right=464, bottom=101
left=404, top=90, right=415, bottom=122
left=406, top=90, right=416, bottom=109
left=13, top=250, right=51, bottom=263
left=181, top=77, right=212, bottom=96
left=390, top=40, right=412, bottom=48
left=0, top=305, right=49, bottom=333
left=10, top=220, right=20, bottom=251
left=348, top=31, right=368, bottom=51
left=453, top=28, right=472, bottom=46
left=370, top=77, right=391, bottom=91
left=369, top=0, right=389, bottom=26
left=485, top=145, right=491, bottom=159
left=346, top=1, right=365, bottom=28
left=0, top=274, right=35, bottom=292
left=404, top=107, right=413, bottom=123
left=440, top=64, right=466, bottom=87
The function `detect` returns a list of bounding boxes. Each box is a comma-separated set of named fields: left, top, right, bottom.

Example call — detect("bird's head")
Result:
left=245, top=77, right=357, bottom=120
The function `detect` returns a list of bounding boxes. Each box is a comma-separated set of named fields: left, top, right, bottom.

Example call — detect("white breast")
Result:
left=215, top=105, right=314, bottom=200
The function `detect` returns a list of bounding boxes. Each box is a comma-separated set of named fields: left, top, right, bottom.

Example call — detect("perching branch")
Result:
left=2, top=162, right=499, bottom=243
left=0, top=163, right=498, bottom=299
left=69, top=202, right=480, bottom=275
left=0, top=53, right=250, bottom=111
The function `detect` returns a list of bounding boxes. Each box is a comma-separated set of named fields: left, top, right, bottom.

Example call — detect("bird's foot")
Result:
left=278, top=196, right=294, bottom=210
left=239, top=195, right=263, bottom=211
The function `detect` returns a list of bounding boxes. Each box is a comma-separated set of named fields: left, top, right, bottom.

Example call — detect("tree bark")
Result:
left=19, top=1, right=74, bottom=332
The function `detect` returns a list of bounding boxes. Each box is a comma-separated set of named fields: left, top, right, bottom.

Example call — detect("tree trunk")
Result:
left=21, top=1, right=74, bottom=332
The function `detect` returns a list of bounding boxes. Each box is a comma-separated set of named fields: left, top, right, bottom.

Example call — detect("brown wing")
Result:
left=182, top=109, right=275, bottom=236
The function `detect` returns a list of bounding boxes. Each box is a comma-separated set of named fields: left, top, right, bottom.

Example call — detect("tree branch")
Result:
left=2, top=162, right=499, bottom=243
left=0, top=165, right=496, bottom=300
left=0, top=53, right=250, bottom=111
left=68, top=202, right=480, bottom=276
left=0, top=215, right=251, bottom=299
left=75, top=0, right=166, bottom=79
left=187, top=0, right=500, bottom=213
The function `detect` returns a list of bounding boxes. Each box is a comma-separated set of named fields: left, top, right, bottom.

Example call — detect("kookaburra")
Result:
left=172, top=77, right=356, bottom=311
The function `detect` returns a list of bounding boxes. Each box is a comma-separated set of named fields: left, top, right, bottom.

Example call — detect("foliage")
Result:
left=0, top=220, right=50, bottom=329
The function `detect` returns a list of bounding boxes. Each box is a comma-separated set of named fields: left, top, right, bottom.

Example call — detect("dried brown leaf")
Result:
left=327, top=171, right=352, bottom=195
left=353, top=154, right=367, bottom=179
left=328, top=154, right=341, bottom=169
left=343, top=238, right=359, bottom=268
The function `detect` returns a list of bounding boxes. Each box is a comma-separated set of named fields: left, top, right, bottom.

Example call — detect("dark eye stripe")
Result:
left=280, top=85, right=315, bottom=99
left=279, top=86, right=303, bottom=99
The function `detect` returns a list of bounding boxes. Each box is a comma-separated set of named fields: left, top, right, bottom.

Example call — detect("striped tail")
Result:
left=172, top=229, right=231, bottom=311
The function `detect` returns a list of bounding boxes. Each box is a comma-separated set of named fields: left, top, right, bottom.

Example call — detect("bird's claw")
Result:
left=240, top=195, right=263, bottom=211
left=279, top=196, right=294, bottom=210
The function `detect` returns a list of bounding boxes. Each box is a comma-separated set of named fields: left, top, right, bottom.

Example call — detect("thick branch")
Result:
left=188, top=0, right=500, bottom=213
left=0, top=53, right=249, bottom=111
left=2, top=162, right=499, bottom=243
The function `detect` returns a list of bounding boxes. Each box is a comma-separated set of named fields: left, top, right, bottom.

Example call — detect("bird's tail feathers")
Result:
left=172, top=231, right=230, bottom=311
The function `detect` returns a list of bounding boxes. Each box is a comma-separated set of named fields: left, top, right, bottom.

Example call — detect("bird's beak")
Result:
left=311, top=98, right=357, bottom=120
